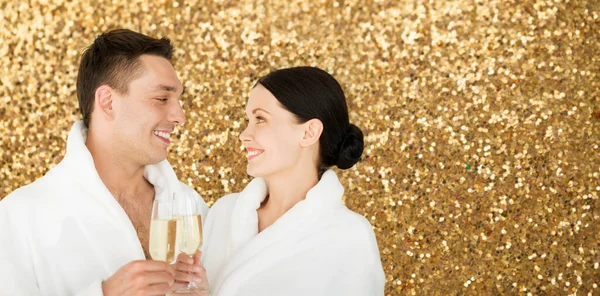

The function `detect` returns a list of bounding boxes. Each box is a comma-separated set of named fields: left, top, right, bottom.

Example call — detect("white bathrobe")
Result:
left=0, top=121, right=208, bottom=296
left=202, top=170, right=385, bottom=296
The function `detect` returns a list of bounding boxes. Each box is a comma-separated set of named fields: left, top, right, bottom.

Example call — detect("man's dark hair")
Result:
left=76, top=29, right=173, bottom=128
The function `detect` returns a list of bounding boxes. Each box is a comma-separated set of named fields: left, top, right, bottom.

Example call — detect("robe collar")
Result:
left=62, top=120, right=184, bottom=203
left=229, top=169, right=345, bottom=255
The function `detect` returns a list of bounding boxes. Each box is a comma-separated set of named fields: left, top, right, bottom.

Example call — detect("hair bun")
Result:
left=336, top=124, right=364, bottom=169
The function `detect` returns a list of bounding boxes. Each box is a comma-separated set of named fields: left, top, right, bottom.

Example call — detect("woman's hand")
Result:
left=170, top=251, right=209, bottom=295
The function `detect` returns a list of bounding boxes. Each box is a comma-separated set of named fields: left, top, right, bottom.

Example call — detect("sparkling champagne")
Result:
left=176, top=214, right=203, bottom=255
left=149, top=219, right=177, bottom=262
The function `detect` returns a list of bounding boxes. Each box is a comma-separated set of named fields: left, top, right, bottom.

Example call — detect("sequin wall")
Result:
left=1, top=0, right=600, bottom=294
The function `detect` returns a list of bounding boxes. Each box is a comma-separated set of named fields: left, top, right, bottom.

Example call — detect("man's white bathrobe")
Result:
left=0, top=121, right=208, bottom=296
left=202, top=170, right=385, bottom=296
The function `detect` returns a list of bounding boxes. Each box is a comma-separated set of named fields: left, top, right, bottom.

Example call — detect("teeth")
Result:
left=247, top=150, right=262, bottom=157
left=153, top=131, right=171, bottom=139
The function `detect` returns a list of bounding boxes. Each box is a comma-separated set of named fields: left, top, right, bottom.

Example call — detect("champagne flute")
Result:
left=173, top=192, right=207, bottom=293
left=149, top=198, right=177, bottom=263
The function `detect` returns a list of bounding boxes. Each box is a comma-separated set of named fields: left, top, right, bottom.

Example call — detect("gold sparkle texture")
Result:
left=1, top=0, right=599, bottom=295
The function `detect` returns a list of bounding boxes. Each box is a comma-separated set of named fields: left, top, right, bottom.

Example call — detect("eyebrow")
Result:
left=251, top=108, right=270, bottom=115
left=153, top=84, right=184, bottom=95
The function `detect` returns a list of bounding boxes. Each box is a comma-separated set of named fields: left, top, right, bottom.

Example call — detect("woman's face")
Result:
left=239, top=84, right=307, bottom=178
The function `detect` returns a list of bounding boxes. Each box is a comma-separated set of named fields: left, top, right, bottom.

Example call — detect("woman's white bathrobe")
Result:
left=0, top=121, right=208, bottom=296
left=202, top=170, right=385, bottom=296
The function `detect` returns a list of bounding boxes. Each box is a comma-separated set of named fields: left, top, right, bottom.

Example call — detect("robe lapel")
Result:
left=63, top=121, right=144, bottom=260
left=211, top=170, right=345, bottom=294
left=62, top=121, right=192, bottom=261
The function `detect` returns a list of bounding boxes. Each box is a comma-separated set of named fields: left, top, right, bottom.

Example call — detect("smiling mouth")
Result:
left=247, top=149, right=263, bottom=160
left=153, top=130, right=172, bottom=144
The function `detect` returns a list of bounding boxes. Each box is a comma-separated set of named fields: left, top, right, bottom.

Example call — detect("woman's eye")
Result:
left=256, top=116, right=265, bottom=123
left=157, top=98, right=168, bottom=102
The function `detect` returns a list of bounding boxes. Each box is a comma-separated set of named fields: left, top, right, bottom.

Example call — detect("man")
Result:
left=0, top=29, right=208, bottom=295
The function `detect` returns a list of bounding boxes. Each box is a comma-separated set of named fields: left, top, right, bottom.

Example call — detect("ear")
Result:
left=94, top=85, right=115, bottom=120
left=300, top=119, right=323, bottom=148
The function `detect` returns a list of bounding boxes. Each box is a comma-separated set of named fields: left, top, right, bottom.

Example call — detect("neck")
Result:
left=262, top=166, right=320, bottom=216
left=86, top=129, right=151, bottom=201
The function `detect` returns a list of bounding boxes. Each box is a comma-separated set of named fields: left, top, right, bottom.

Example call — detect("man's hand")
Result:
left=102, top=260, right=175, bottom=296
left=171, top=252, right=209, bottom=295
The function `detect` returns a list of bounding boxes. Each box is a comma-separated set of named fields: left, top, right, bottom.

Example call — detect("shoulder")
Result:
left=204, top=193, right=240, bottom=225
left=210, top=193, right=240, bottom=213
left=328, top=206, right=381, bottom=252
left=319, top=207, right=385, bottom=291
left=1, top=162, right=68, bottom=210
left=0, top=168, right=62, bottom=232
left=332, top=206, right=374, bottom=233
left=203, top=193, right=240, bottom=236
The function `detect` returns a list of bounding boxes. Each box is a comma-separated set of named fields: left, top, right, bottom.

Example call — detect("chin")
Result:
left=246, top=167, right=258, bottom=178
left=146, top=152, right=167, bottom=165
left=246, top=165, right=267, bottom=178
left=149, top=158, right=166, bottom=165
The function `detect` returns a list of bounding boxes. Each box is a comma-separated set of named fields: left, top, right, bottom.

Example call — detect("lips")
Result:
left=246, top=148, right=264, bottom=160
left=153, top=130, right=172, bottom=144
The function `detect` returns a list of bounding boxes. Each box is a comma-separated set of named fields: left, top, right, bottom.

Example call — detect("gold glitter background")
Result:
left=1, top=0, right=599, bottom=295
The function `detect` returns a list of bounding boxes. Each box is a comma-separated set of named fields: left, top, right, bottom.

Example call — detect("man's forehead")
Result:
left=138, top=55, right=180, bottom=77
left=133, top=59, right=183, bottom=94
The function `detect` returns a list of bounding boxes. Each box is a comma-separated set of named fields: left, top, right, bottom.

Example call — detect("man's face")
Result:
left=111, top=54, right=185, bottom=166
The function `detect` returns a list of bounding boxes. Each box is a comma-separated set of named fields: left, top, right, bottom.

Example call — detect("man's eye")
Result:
left=256, top=116, right=265, bottom=123
left=157, top=98, right=168, bottom=102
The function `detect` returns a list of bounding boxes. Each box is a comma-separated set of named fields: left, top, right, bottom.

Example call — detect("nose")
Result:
left=239, top=124, right=252, bottom=142
left=169, top=100, right=186, bottom=126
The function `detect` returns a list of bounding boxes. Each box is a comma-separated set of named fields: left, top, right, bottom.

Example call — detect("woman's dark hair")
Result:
left=76, top=29, right=173, bottom=128
left=256, top=66, right=364, bottom=170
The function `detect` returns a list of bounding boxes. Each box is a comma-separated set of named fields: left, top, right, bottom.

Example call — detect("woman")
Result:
left=202, top=66, right=385, bottom=295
